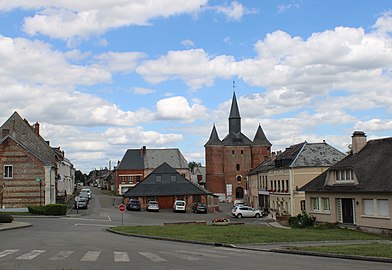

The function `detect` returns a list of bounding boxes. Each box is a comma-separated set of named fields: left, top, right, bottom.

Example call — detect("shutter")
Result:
left=336, top=198, right=342, bottom=223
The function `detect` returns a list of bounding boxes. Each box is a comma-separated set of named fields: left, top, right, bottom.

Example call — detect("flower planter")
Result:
left=212, top=221, right=230, bottom=226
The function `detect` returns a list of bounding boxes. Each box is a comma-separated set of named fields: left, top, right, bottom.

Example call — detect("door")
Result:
left=157, top=196, right=175, bottom=209
left=341, top=198, right=354, bottom=224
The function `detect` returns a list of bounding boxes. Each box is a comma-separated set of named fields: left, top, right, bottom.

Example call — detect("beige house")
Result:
left=248, top=141, right=345, bottom=216
left=301, top=131, right=392, bottom=233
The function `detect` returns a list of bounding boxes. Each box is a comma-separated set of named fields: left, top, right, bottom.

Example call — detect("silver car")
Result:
left=231, top=205, right=263, bottom=218
left=146, top=201, right=160, bottom=212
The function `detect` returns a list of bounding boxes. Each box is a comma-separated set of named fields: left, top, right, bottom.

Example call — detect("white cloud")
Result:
left=95, top=51, right=146, bottom=73
left=181, top=39, right=195, bottom=48
left=372, top=10, right=392, bottom=36
left=132, top=87, right=156, bottom=95
left=155, top=96, right=206, bottom=121
left=354, top=119, right=392, bottom=131
left=0, top=36, right=110, bottom=86
left=2, top=0, right=208, bottom=39
left=214, top=1, right=245, bottom=21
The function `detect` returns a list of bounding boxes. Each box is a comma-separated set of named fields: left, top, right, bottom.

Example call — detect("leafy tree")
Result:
left=75, top=170, right=87, bottom=184
left=188, top=161, right=202, bottom=172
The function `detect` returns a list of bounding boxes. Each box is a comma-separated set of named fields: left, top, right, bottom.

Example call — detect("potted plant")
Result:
left=211, top=217, right=230, bottom=226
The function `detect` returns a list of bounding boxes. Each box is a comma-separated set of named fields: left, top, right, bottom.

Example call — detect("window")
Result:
left=300, top=200, right=306, bottom=211
left=232, top=150, right=235, bottom=154
left=363, top=199, right=390, bottom=217
left=322, top=198, right=330, bottom=211
left=363, top=199, right=374, bottom=215
left=136, top=176, right=141, bottom=183
left=236, top=164, right=240, bottom=171
left=311, top=198, right=319, bottom=211
left=336, top=169, right=354, bottom=182
left=156, top=175, right=161, bottom=183
left=286, top=180, right=289, bottom=192
left=171, top=175, right=176, bottom=183
left=241, top=150, right=243, bottom=154
left=4, top=165, right=13, bottom=179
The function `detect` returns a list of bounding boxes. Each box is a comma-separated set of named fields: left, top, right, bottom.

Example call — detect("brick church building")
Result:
left=205, top=92, right=271, bottom=202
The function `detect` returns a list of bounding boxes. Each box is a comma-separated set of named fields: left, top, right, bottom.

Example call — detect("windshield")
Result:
left=176, top=201, right=185, bottom=206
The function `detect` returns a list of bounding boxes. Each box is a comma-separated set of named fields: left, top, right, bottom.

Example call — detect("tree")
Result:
left=75, top=170, right=87, bottom=184
left=188, top=161, right=202, bottom=172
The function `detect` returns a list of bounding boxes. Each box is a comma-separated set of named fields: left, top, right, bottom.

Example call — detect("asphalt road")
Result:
left=1, top=187, right=391, bottom=270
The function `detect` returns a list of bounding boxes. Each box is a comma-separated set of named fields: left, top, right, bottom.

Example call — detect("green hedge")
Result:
left=28, top=204, right=67, bottom=216
left=289, top=211, right=316, bottom=228
left=0, top=214, right=14, bottom=223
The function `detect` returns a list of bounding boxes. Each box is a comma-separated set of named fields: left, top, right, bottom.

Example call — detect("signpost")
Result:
left=75, top=196, right=80, bottom=213
left=118, top=204, right=126, bottom=225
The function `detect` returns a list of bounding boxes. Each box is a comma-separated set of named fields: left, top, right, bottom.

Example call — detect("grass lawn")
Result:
left=289, top=243, right=392, bottom=258
left=111, top=224, right=386, bottom=244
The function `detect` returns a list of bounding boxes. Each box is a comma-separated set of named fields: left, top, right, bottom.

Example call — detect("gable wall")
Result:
left=0, top=139, right=45, bottom=208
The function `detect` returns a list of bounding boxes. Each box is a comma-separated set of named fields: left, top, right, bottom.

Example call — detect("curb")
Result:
left=0, top=222, right=33, bottom=231
left=106, top=228, right=235, bottom=248
left=105, top=228, right=392, bottom=263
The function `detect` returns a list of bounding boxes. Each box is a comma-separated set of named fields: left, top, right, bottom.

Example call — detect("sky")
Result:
left=1, top=1, right=392, bottom=174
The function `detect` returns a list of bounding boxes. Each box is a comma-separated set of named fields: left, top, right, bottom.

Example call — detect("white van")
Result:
left=173, top=200, right=186, bottom=212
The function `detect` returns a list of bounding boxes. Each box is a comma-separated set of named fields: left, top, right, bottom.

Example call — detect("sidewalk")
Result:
left=0, top=221, right=32, bottom=231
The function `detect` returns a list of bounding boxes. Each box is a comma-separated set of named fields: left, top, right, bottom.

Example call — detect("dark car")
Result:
left=126, top=199, right=141, bottom=211
left=192, top=202, right=207, bottom=214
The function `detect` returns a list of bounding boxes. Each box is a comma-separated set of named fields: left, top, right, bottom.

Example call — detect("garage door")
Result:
left=157, top=196, right=175, bottom=209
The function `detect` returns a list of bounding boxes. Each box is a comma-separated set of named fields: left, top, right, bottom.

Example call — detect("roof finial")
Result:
left=232, top=80, right=235, bottom=92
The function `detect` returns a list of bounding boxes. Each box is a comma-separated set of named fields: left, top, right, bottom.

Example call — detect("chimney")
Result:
left=352, top=131, right=367, bottom=154
left=33, top=122, right=40, bottom=135
left=141, top=145, right=146, bottom=157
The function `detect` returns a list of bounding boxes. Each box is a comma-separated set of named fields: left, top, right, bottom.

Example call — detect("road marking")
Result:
left=114, top=251, right=130, bottom=262
left=175, top=250, right=227, bottom=258
left=16, top=250, right=46, bottom=260
left=73, top=223, right=112, bottom=227
left=159, top=251, right=202, bottom=261
left=107, top=215, right=112, bottom=221
left=49, top=251, right=74, bottom=260
left=0, top=250, right=19, bottom=258
left=138, top=252, right=167, bottom=262
left=80, top=251, right=101, bottom=262
left=64, top=217, right=111, bottom=222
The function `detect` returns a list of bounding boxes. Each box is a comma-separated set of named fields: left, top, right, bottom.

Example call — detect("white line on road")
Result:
left=114, top=251, right=130, bottom=262
left=63, top=217, right=111, bottom=222
left=49, top=251, right=74, bottom=260
left=138, top=252, right=167, bottom=262
left=0, top=250, right=19, bottom=258
left=159, top=251, right=202, bottom=261
left=108, top=215, right=112, bottom=221
left=80, top=251, right=101, bottom=262
left=16, top=250, right=46, bottom=260
left=73, top=223, right=113, bottom=227
left=175, top=250, right=227, bottom=258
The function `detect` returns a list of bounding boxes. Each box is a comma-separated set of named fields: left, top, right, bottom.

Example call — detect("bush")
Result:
left=289, top=211, right=316, bottom=228
left=0, top=214, right=14, bottom=223
left=28, top=204, right=67, bottom=216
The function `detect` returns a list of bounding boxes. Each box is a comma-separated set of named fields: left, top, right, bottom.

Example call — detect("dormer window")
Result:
left=335, top=169, right=354, bottom=182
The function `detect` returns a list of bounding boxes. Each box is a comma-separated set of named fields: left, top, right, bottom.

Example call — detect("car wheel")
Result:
left=237, top=214, right=242, bottom=219
left=255, top=213, right=261, bottom=218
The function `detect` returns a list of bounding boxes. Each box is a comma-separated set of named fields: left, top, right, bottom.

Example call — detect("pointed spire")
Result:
left=228, top=90, right=241, bottom=133
left=205, top=124, right=222, bottom=146
left=252, top=124, right=271, bottom=146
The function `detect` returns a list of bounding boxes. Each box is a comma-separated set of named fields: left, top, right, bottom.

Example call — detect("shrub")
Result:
left=0, top=214, right=14, bottom=223
left=28, top=204, right=67, bottom=215
left=289, top=211, right=316, bottom=228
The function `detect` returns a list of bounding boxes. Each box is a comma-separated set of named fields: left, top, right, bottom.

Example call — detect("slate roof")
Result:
left=301, top=137, right=392, bottom=193
left=123, top=162, right=213, bottom=197
left=0, top=112, right=57, bottom=166
left=117, top=148, right=188, bottom=170
left=275, top=142, right=345, bottom=168
left=252, top=124, right=272, bottom=146
left=221, top=131, right=253, bottom=146
left=248, top=159, right=275, bottom=175
left=204, top=125, right=222, bottom=146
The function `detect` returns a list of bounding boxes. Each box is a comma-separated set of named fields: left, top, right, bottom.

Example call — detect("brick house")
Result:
left=205, top=92, right=271, bottom=202
left=0, top=112, right=75, bottom=208
left=301, top=131, right=392, bottom=233
left=123, top=162, right=219, bottom=212
left=115, top=146, right=190, bottom=195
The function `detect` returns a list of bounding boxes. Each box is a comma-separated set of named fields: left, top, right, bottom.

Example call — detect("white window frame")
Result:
left=362, top=199, right=390, bottom=218
left=322, top=198, right=330, bottom=212
left=3, top=165, right=13, bottom=179
left=335, top=169, right=354, bottom=183
left=311, top=197, right=320, bottom=211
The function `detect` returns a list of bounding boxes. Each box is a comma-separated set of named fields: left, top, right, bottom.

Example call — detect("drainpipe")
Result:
left=290, top=167, right=294, bottom=215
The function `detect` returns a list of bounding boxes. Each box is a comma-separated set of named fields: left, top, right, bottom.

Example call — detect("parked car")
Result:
left=173, top=200, right=186, bottom=212
left=146, top=201, right=160, bottom=212
left=79, top=192, right=90, bottom=202
left=192, top=202, right=207, bottom=214
left=75, top=197, right=88, bottom=209
left=231, top=205, right=263, bottom=218
left=126, top=199, right=141, bottom=211
left=80, top=188, right=92, bottom=199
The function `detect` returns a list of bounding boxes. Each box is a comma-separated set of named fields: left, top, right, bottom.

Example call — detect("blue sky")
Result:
left=1, top=1, right=391, bottom=173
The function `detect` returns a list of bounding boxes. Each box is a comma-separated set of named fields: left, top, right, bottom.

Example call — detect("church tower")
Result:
left=205, top=91, right=271, bottom=202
